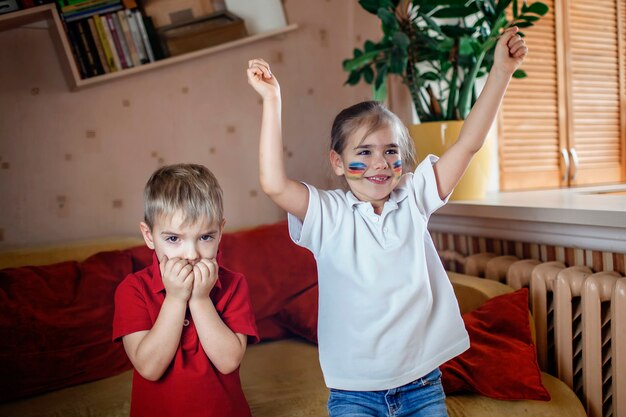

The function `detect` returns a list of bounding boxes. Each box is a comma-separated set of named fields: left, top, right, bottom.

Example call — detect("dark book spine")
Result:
left=141, top=15, right=165, bottom=60
left=64, top=21, right=89, bottom=78
left=74, top=19, right=99, bottom=77
left=79, top=19, right=105, bottom=75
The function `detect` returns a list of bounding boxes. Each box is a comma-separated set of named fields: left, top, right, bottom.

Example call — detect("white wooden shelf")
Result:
left=0, top=4, right=298, bottom=90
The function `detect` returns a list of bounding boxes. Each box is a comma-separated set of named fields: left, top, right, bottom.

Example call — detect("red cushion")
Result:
left=0, top=250, right=136, bottom=402
left=275, top=284, right=318, bottom=343
left=126, top=244, right=153, bottom=271
left=441, top=288, right=550, bottom=401
left=218, top=221, right=317, bottom=340
left=256, top=317, right=292, bottom=340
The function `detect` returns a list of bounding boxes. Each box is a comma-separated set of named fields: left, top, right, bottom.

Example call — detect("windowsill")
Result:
left=430, top=184, right=626, bottom=252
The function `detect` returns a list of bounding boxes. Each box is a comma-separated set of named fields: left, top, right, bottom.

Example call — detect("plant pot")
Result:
left=408, top=121, right=494, bottom=201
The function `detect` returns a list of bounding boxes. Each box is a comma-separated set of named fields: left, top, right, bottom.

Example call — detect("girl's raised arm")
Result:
left=247, top=59, right=309, bottom=220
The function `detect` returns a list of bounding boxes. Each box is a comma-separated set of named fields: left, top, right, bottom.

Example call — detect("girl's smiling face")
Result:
left=331, top=124, right=403, bottom=214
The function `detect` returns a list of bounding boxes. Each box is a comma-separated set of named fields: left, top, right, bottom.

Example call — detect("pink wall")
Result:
left=0, top=0, right=380, bottom=248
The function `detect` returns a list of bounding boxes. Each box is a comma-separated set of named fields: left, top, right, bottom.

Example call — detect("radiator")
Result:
left=438, top=250, right=626, bottom=417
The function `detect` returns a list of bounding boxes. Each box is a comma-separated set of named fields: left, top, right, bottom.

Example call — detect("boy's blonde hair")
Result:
left=143, top=164, right=223, bottom=229
left=330, top=101, right=416, bottom=172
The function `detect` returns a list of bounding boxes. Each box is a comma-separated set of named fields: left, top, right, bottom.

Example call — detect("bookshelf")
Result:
left=0, top=3, right=298, bottom=90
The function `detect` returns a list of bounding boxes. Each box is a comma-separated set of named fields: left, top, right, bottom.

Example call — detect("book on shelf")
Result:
left=133, top=9, right=155, bottom=63
left=64, top=20, right=89, bottom=78
left=77, top=19, right=105, bottom=74
left=125, top=8, right=148, bottom=64
left=117, top=10, right=140, bottom=66
left=57, top=0, right=101, bottom=7
left=60, top=0, right=118, bottom=14
left=140, top=14, right=165, bottom=60
left=110, top=12, right=133, bottom=67
left=105, top=13, right=129, bottom=68
left=99, top=13, right=122, bottom=71
left=92, top=14, right=116, bottom=71
left=62, top=0, right=123, bottom=22
left=87, top=17, right=109, bottom=73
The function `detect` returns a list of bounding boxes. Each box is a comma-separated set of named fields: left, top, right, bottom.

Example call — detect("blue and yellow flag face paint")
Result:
left=392, top=160, right=402, bottom=178
left=346, top=162, right=367, bottom=180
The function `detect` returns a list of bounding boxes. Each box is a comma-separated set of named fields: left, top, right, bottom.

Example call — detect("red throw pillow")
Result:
left=218, top=221, right=317, bottom=340
left=256, top=317, right=292, bottom=341
left=441, top=288, right=550, bottom=401
left=276, top=284, right=318, bottom=343
left=0, top=250, right=135, bottom=402
left=125, top=244, right=153, bottom=271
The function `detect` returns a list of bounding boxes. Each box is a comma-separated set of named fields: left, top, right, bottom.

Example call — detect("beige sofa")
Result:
left=0, top=238, right=587, bottom=417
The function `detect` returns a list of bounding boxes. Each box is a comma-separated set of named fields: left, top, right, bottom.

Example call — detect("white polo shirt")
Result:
left=288, top=155, right=469, bottom=391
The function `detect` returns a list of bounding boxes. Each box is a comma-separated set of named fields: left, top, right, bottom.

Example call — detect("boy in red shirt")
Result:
left=113, top=163, right=259, bottom=417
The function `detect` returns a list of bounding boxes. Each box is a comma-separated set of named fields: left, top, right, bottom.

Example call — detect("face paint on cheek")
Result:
left=392, top=159, right=402, bottom=178
left=346, top=162, right=367, bottom=180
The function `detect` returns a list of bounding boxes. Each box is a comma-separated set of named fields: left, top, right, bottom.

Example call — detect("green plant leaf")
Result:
left=421, top=71, right=440, bottom=81
left=389, top=48, right=408, bottom=74
left=373, top=66, right=388, bottom=101
left=520, top=14, right=540, bottom=22
left=476, top=0, right=496, bottom=21
left=495, top=0, right=513, bottom=14
left=362, top=66, right=374, bottom=83
left=378, top=8, right=399, bottom=36
left=432, top=4, right=479, bottom=18
left=514, top=21, right=533, bottom=28
left=512, top=0, right=518, bottom=18
left=440, top=25, right=475, bottom=38
left=420, top=12, right=445, bottom=37
left=343, top=50, right=384, bottom=71
left=364, top=40, right=377, bottom=52
left=392, top=31, right=411, bottom=49
left=524, top=1, right=549, bottom=15
left=512, top=68, right=527, bottom=78
left=446, top=65, right=458, bottom=119
left=434, top=37, right=455, bottom=54
left=459, top=36, right=475, bottom=56
left=345, top=70, right=362, bottom=86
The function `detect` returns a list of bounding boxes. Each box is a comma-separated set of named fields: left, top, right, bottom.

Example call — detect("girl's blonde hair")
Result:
left=330, top=101, right=416, bottom=172
left=143, top=164, right=223, bottom=229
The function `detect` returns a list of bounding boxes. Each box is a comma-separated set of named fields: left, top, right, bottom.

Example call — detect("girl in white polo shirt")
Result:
left=247, top=27, right=526, bottom=417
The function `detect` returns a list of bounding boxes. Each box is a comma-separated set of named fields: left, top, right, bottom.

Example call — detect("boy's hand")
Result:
left=159, top=255, right=194, bottom=302
left=247, top=58, right=280, bottom=100
left=494, top=26, right=528, bottom=76
left=190, top=258, right=218, bottom=302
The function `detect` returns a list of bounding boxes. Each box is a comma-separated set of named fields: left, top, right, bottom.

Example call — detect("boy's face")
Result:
left=139, top=210, right=225, bottom=266
left=330, top=124, right=402, bottom=212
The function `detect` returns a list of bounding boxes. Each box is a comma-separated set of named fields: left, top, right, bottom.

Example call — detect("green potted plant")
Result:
left=343, top=0, right=548, bottom=199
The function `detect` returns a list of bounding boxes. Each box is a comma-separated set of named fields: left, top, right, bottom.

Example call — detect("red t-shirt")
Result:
left=112, top=253, right=259, bottom=417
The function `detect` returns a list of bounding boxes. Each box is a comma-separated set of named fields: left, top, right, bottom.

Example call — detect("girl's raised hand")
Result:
left=494, top=26, right=528, bottom=76
left=247, top=58, right=280, bottom=100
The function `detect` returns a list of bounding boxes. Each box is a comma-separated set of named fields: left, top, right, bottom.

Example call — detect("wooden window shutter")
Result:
left=499, top=0, right=625, bottom=190
left=564, top=0, right=623, bottom=185
left=499, top=0, right=562, bottom=190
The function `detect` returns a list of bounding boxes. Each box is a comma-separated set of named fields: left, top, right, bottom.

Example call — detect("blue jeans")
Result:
left=327, top=368, right=448, bottom=417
